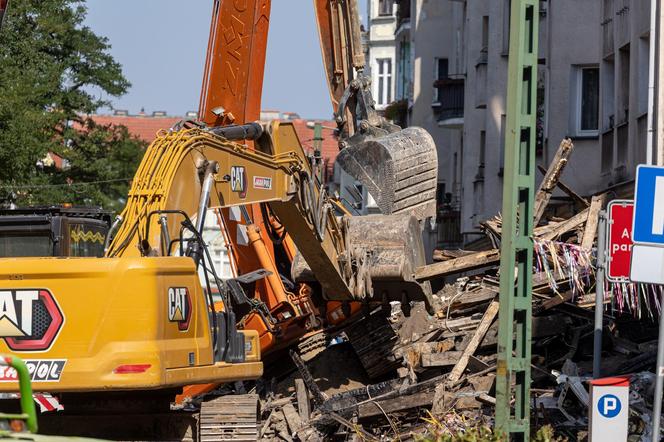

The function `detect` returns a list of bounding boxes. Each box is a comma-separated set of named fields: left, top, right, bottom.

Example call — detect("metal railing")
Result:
left=434, top=78, right=465, bottom=121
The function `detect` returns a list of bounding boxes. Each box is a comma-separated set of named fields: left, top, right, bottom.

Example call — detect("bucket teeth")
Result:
left=336, top=127, right=438, bottom=221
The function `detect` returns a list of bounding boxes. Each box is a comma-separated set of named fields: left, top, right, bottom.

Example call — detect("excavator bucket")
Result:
left=336, top=127, right=438, bottom=221
left=292, top=213, right=435, bottom=309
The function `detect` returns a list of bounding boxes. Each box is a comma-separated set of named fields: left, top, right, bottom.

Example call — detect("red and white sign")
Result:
left=607, top=200, right=634, bottom=282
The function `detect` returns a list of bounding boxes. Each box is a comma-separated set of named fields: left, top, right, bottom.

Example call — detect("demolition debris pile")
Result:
left=192, top=139, right=661, bottom=441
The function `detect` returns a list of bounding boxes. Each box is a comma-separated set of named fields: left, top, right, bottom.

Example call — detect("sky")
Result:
left=84, top=0, right=367, bottom=120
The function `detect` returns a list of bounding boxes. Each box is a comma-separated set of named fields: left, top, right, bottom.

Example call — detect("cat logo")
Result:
left=230, top=166, right=247, bottom=199
left=168, top=287, right=191, bottom=331
left=0, top=289, right=64, bottom=352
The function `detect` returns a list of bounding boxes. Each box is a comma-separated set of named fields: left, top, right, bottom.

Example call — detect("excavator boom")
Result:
left=108, top=122, right=433, bottom=306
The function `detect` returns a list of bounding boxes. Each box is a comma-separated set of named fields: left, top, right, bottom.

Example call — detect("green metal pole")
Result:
left=1, top=355, right=38, bottom=433
left=495, top=0, right=539, bottom=440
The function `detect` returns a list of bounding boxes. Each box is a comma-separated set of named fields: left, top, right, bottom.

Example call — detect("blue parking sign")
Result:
left=633, top=165, right=664, bottom=245
left=598, top=394, right=621, bottom=418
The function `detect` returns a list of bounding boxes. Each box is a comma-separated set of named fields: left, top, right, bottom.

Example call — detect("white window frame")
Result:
left=570, top=65, right=600, bottom=137
left=378, top=0, right=393, bottom=17
left=375, top=58, right=392, bottom=106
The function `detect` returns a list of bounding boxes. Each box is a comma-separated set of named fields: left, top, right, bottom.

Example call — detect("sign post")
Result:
left=595, top=201, right=634, bottom=378
left=593, top=211, right=607, bottom=379
left=629, top=165, right=664, bottom=442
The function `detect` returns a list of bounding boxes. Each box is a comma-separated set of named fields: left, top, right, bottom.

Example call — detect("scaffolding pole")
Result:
left=495, top=0, right=539, bottom=440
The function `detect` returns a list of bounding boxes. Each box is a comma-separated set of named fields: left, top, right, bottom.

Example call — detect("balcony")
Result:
left=434, top=77, right=465, bottom=128
left=396, top=0, right=411, bottom=28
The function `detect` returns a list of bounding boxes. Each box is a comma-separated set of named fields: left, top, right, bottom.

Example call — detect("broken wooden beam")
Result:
left=534, top=138, right=574, bottom=225
left=295, top=378, right=311, bottom=421
left=290, top=350, right=328, bottom=405
left=282, top=403, right=304, bottom=435
left=415, top=249, right=501, bottom=281
left=536, top=164, right=589, bottom=208
left=539, top=208, right=589, bottom=241
left=357, top=390, right=436, bottom=418
left=581, top=194, right=606, bottom=250
left=433, top=249, right=477, bottom=262
left=447, top=300, right=500, bottom=383
left=421, top=351, right=464, bottom=368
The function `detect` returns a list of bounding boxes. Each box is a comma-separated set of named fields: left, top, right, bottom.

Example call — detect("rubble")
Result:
left=248, top=139, right=661, bottom=441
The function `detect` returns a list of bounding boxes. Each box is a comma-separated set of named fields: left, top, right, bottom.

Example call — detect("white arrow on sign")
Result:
left=652, top=176, right=664, bottom=235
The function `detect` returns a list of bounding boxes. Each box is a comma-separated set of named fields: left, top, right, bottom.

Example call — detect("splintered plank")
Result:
left=414, top=249, right=501, bottom=281
left=536, top=164, right=589, bottom=208
left=581, top=194, right=606, bottom=250
left=357, top=390, right=437, bottom=418
left=534, top=138, right=575, bottom=224
left=447, top=300, right=500, bottom=383
left=539, top=208, right=589, bottom=241
left=421, top=351, right=464, bottom=368
left=294, top=378, right=311, bottom=421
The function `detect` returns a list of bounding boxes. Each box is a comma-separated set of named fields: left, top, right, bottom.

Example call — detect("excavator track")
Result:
left=198, top=394, right=260, bottom=442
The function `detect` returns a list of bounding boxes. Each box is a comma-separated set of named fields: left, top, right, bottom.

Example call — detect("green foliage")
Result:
left=0, top=0, right=145, bottom=210
left=418, top=425, right=505, bottom=442
left=417, top=415, right=565, bottom=442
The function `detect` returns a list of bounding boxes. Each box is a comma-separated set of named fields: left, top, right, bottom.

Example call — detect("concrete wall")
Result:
left=547, top=0, right=602, bottom=194
left=400, top=0, right=601, bottom=244
left=411, top=0, right=463, bottom=213
left=599, top=0, right=651, bottom=187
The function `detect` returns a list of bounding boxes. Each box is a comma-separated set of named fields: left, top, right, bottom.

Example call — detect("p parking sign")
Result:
left=597, top=394, right=621, bottom=418
left=589, top=376, right=629, bottom=442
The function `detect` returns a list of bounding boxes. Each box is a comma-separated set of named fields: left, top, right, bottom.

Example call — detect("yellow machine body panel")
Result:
left=0, top=257, right=261, bottom=392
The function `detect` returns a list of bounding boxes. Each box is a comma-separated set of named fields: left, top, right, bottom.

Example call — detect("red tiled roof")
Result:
left=289, top=119, right=339, bottom=181
left=86, top=114, right=341, bottom=181
left=90, top=114, right=182, bottom=143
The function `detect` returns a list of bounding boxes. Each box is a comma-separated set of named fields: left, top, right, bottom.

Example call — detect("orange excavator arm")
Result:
left=177, top=0, right=370, bottom=403
left=196, top=1, right=292, bottom=348
left=313, top=0, right=365, bottom=131
left=198, top=0, right=270, bottom=127
left=197, top=0, right=364, bottom=127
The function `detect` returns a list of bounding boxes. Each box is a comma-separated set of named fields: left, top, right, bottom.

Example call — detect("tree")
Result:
left=0, top=0, right=146, bottom=209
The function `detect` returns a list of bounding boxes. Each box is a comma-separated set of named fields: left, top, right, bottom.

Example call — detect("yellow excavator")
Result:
left=0, top=0, right=438, bottom=439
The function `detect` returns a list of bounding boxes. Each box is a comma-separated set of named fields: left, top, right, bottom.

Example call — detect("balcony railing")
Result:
left=436, top=209, right=463, bottom=248
left=434, top=78, right=465, bottom=121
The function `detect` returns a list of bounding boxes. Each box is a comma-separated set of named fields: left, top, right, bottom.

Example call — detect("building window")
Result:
left=433, top=58, right=449, bottom=103
left=502, top=0, right=511, bottom=55
left=377, top=58, right=392, bottom=105
left=378, top=0, right=393, bottom=16
left=571, top=66, right=599, bottom=136
left=396, top=41, right=408, bottom=100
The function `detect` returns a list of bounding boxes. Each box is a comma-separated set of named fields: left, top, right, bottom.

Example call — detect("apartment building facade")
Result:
left=393, top=0, right=603, bottom=246
left=366, top=0, right=398, bottom=111
left=599, top=0, right=652, bottom=185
